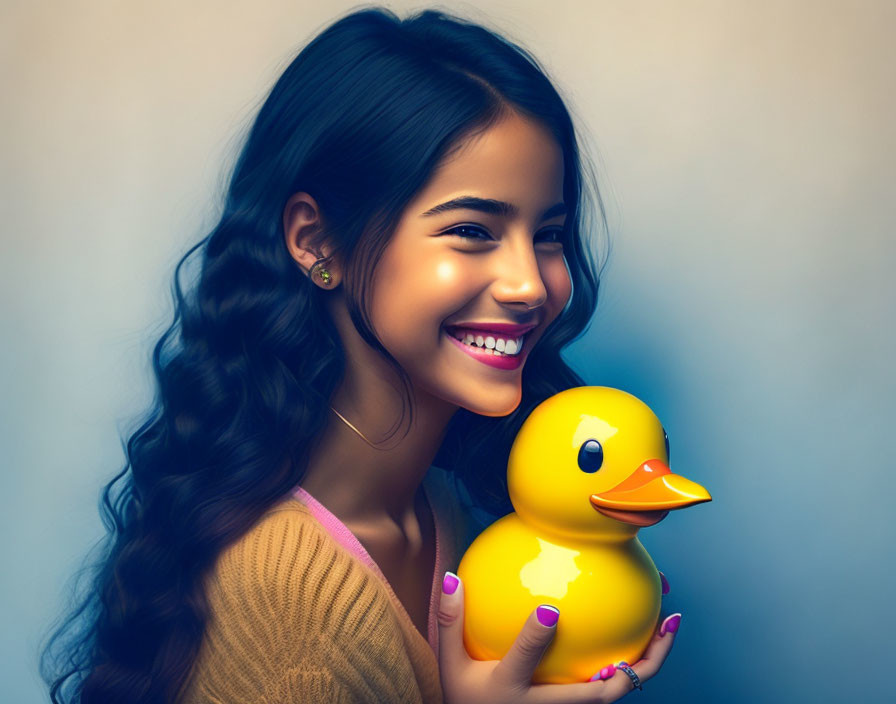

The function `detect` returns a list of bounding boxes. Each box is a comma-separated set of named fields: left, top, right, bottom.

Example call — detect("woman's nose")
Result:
left=490, top=241, right=548, bottom=310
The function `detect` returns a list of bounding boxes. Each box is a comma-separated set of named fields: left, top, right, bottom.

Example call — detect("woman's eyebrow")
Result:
left=420, top=196, right=567, bottom=222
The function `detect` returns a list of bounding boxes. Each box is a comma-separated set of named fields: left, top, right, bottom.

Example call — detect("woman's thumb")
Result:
left=437, top=571, right=468, bottom=675
left=490, top=605, right=559, bottom=689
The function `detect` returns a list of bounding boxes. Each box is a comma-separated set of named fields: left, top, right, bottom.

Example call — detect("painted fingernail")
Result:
left=600, top=664, right=616, bottom=679
left=659, top=570, right=670, bottom=595
left=536, top=605, right=560, bottom=628
left=589, top=665, right=613, bottom=682
left=442, top=571, right=459, bottom=595
left=660, top=612, right=682, bottom=636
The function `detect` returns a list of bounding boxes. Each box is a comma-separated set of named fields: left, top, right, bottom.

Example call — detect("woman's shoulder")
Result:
left=182, top=497, right=423, bottom=703
left=207, top=495, right=385, bottom=616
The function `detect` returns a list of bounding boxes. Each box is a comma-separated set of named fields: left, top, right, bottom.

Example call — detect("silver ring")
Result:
left=617, top=663, right=642, bottom=691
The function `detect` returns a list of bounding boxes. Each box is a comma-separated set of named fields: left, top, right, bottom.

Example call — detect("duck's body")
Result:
left=458, top=513, right=661, bottom=684
left=456, top=386, right=711, bottom=684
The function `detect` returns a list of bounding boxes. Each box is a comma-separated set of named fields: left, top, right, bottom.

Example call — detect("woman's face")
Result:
left=368, top=112, right=572, bottom=416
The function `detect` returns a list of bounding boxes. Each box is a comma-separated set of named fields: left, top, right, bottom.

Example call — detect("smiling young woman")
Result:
left=39, top=6, right=677, bottom=704
left=287, top=110, right=572, bottom=655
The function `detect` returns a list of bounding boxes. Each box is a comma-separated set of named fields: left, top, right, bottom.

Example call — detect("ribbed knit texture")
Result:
left=178, top=466, right=479, bottom=704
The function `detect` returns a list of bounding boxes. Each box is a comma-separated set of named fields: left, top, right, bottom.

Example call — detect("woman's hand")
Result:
left=437, top=571, right=679, bottom=704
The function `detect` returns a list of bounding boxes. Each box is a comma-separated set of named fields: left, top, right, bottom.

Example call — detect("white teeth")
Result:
left=448, top=328, right=526, bottom=356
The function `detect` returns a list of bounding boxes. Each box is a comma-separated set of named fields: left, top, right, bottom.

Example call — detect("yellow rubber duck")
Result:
left=456, top=386, right=711, bottom=684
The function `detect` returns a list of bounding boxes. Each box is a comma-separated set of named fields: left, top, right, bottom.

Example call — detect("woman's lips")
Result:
left=444, top=329, right=526, bottom=370
left=446, top=321, right=537, bottom=336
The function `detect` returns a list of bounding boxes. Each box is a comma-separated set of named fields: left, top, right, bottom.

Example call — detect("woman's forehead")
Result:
left=411, top=114, right=565, bottom=221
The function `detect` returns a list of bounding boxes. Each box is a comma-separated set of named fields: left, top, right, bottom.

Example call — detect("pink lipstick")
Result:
left=444, top=328, right=528, bottom=370
left=446, top=321, right=537, bottom=336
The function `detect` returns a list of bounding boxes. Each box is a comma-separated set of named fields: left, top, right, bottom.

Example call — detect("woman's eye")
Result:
left=444, top=225, right=564, bottom=244
left=535, top=228, right=564, bottom=244
left=443, top=225, right=492, bottom=241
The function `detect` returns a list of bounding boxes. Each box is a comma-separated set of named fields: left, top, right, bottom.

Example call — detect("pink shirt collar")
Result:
left=292, top=470, right=449, bottom=659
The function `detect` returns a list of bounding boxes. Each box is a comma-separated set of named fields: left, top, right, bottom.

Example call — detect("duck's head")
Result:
left=507, top=386, right=711, bottom=541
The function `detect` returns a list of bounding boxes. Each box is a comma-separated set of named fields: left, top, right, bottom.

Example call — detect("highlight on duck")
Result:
left=456, top=385, right=712, bottom=683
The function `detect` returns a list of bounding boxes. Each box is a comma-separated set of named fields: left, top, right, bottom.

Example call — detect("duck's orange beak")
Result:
left=589, top=459, right=711, bottom=526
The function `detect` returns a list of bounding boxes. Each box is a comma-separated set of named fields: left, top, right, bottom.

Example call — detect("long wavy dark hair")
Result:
left=39, top=6, right=606, bottom=703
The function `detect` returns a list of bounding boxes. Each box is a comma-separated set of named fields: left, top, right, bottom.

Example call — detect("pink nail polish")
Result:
left=660, top=612, right=681, bottom=636
left=536, top=605, right=560, bottom=627
left=604, top=664, right=616, bottom=678
left=589, top=672, right=601, bottom=682
left=442, top=572, right=459, bottom=595
left=659, top=570, right=670, bottom=595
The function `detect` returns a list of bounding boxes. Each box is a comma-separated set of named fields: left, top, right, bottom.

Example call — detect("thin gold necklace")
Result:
left=329, top=405, right=393, bottom=450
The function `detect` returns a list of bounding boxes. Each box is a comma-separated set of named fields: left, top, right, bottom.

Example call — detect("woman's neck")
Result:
left=299, top=366, right=458, bottom=533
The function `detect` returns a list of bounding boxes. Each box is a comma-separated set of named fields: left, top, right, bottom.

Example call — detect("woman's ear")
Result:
left=283, top=191, right=342, bottom=288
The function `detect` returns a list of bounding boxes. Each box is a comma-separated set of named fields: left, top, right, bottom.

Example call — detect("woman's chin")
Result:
left=415, top=363, right=524, bottom=417
left=458, top=386, right=522, bottom=417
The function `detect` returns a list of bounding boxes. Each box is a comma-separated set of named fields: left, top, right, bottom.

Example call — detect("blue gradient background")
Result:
left=3, top=1, right=893, bottom=702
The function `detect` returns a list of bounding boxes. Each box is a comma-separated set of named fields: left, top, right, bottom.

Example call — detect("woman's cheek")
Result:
left=433, top=258, right=464, bottom=286
left=545, top=256, right=573, bottom=319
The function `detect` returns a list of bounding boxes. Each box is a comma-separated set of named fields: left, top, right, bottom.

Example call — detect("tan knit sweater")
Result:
left=178, top=466, right=479, bottom=704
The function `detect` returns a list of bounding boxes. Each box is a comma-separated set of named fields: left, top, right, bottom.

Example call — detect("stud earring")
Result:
left=309, top=258, right=333, bottom=286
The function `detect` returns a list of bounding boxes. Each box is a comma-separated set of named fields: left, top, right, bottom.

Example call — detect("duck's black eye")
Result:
left=577, top=439, right=603, bottom=473
left=663, top=429, right=670, bottom=461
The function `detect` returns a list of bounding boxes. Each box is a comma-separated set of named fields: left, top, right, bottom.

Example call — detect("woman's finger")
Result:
left=579, top=616, right=680, bottom=701
left=629, top=612, right=681, bottom=681
left=507, top=612, right=682, bottom=704
left=490, top=605, right=560, bottom=692
left=437, top=572, right=470, bottom=678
